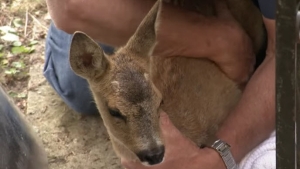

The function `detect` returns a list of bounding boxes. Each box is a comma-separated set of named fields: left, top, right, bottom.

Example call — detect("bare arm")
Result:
left=46, top=0, right=155, bottom=46
left=215, top=17, right=275, bottom=162
left=45, top=0, right=251, bottom=80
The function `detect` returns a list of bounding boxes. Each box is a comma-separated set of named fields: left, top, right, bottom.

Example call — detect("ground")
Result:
left=0, top=1, right=121, bottom=168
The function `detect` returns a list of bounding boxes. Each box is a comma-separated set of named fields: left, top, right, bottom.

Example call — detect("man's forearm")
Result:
left=46, top=0, right=248, bottom=60
left=216, top=54, right=275, bottom=163
left=215, top=17, right=275, bottom=163
left=46, top=0, right=155, bottom=46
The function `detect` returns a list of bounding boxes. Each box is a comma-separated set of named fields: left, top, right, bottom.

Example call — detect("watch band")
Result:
left=211, top=139, right=238, bottom=169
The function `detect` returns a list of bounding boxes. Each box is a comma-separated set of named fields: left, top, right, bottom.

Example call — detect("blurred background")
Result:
left=0, top=1, right=121, bottom=169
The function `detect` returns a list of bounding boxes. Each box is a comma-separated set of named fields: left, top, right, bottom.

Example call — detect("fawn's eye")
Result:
left=108, top=108, right=126, bottom=120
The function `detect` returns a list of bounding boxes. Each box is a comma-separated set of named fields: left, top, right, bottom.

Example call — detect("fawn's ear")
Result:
left=125, top=0, right=162, bottom=57
left=69, top=31, right=109, bottom=80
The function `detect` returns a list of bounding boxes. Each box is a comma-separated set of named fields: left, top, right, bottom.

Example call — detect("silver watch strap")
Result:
left=220, top=147, right=237, bottom=169
left=211, top=139, right=238, bottom=169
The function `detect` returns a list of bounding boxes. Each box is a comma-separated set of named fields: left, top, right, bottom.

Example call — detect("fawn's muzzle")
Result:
left=136, top=146, right=165, bottom=165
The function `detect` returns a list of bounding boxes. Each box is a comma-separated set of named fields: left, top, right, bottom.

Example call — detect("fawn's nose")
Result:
left=137, top=146, right=165, bottom=165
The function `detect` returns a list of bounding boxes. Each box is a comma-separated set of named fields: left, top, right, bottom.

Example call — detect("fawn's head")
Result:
left=69, top=1, right=165, bottom=165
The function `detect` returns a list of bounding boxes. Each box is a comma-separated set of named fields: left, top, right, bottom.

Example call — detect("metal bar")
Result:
left=297, top=44, right=300, bottom=169
left=297, top=4, right=300, bottom=168
left=276, top=0, right=297, bottom=168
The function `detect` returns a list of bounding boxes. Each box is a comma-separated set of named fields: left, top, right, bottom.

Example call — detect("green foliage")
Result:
left=0, top=22, right=37, bottom=84
left=8, top=91, right=27, bottom=99
left=11, top=46, right=35, bottom=54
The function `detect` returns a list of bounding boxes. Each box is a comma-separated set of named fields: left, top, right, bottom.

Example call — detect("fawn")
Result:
left=69, top=0, right=266, bottom=166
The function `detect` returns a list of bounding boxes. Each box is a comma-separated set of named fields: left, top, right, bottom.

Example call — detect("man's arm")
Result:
left=46, top=0, right=155, bottom=46
left=215, top=16, right=275, bottom=163
left=46, top=0, right=253, bottom=83
left=45, top=0, right=243, bottom=51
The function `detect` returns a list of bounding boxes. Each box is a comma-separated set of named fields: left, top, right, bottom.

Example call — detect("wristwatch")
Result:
left=210, top=139, right=238, bottom=169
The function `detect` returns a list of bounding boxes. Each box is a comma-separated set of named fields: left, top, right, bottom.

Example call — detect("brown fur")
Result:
left=69, top=0, right=266, bottom=166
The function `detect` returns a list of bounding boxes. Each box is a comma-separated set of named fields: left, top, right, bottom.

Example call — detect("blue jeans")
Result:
left=43, top=22, right=115, bottom=114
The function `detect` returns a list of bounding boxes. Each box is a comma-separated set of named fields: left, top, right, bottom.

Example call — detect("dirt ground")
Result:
left=1, top=1, right=122, bottom=169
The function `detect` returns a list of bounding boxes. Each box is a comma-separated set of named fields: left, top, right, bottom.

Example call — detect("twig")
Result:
left=24, top=8, right=28, bottom=37
left=32, top=23, right=36, bottom=40
left=28, top=13, right=48, bottom=31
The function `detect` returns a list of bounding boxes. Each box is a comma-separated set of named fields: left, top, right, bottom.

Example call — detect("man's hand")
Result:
left=153, top=1, right=255, bottom=85
left=121, top=112, right=226, bottom=169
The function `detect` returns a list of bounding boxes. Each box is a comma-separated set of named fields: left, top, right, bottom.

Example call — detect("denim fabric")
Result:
left=43, top=22, right=115, bottom=114
left=257, top=0, right=277, bottom=20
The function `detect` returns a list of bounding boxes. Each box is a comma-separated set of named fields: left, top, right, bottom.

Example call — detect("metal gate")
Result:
left=276, top=0, right=300, bottom=168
